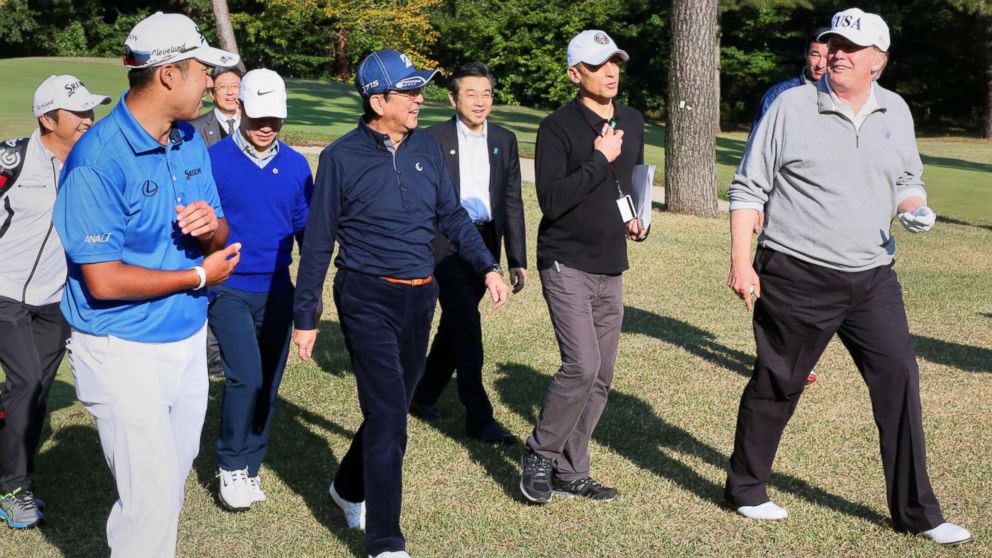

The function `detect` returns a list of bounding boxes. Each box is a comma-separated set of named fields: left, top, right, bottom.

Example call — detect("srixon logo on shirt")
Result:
left=64, top=80, right=84, bottom=97
left=832, top=14, right=862, bottom=30
left=185, top=168, right=202, bottom=181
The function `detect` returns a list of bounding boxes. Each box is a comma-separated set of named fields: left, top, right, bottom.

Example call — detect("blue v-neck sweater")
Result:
left=208, top=136, right=313, bottom=292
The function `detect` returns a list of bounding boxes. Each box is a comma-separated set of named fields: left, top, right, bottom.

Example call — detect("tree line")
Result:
left=1, top=0, right=989, bottom=134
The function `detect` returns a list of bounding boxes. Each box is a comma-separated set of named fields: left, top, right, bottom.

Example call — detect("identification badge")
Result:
left=617, top=194, right=636, bottom=223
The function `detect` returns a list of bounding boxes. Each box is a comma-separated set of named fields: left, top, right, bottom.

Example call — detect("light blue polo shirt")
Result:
left=53, top=93, right=224, bottom=343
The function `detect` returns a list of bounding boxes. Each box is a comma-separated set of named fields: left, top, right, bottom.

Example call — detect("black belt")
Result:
left=473, top=220, right=492, bottom=229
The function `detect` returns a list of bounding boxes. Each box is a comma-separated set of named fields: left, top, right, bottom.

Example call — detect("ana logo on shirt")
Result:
left=84, top=233, right=112, bottom=244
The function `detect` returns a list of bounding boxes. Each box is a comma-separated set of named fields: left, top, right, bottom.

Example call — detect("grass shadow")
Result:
left=920, top=154, right=992, bottom=174
left=913, top=335, right=992, bottom=373
left=194, top=377, right=365, bottom=556
left=35, top=422, right=117, bottom=557
left=493, top=362, right=885, bottom=525
left=623, top=306, right=752, bottom=376
left=313, top=319, right=352, bottom=377
left=935, top=215, right=992, bottom=231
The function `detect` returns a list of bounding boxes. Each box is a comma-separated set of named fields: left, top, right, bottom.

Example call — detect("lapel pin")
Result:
left=493, top=147, right=499, bottom=155
left=449, top=149, right=456, bottom=155
left=272, top=168, right=279, bottom=174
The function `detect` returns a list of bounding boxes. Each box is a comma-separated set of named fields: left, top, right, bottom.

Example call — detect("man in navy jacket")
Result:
left=292, top=49, right=510, bottom=558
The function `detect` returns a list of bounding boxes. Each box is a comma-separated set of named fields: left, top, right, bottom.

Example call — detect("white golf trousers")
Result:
left=68, top=324, right=208, bottom=558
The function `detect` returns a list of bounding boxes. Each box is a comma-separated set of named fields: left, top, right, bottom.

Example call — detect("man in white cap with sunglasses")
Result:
left=53, top=12, right=242, bottom=557
left=206, top=68, right=313, bottom=511
left=725, top=7, right=970, bottom=546
left=0, top=74, right=109, bottom=529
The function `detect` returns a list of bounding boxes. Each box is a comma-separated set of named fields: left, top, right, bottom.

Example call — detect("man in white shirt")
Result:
left=410, top=62, right=526, bottom=444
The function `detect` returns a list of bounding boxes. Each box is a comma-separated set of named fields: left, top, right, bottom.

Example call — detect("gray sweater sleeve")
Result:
left=728, top=99, right=782, bottom=212
left=890, top=100, right=928, bottom=207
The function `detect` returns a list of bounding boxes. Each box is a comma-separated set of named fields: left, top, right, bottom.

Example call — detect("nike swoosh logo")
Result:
left=257, top=90, right=273, bottom=96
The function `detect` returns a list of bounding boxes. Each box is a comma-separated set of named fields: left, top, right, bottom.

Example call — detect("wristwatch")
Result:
left=484, top=263, right=503, bottom=276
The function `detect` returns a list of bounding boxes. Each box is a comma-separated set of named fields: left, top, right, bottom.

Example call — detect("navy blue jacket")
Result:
left=751, top=73, right=808, bottom=131
left=293, top=118, right=496, bottom=330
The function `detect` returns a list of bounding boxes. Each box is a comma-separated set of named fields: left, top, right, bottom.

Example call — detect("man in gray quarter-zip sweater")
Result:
left=0, top=75, right=109, bottom=529
left=723, top=8, right=970, bottom=546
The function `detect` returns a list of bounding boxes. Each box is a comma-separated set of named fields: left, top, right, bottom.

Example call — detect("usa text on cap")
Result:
left=123, top=12, right=240, bottom=69
left=33, top=75, right=111, bottom=118
left=354, top=49, right=439, bottom=97
left=818, top=8, right=890, bottom=52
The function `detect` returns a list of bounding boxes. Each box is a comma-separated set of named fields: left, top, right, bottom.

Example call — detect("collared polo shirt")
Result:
left=455, top=117, right=492, bottom=221
left=233, top=127, right=280, bottom=169
left=54, top=93, right=224, bottom=343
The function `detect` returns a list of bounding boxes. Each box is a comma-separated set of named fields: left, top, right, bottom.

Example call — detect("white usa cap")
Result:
left=32, top=75, right=111, bottom=117
left=567, top=30, right=629, bottom=67
left=123, top=12, right=240, bottom=69
left=818, top=8, right=891, bottom=52
left=239, top=69, right=287, bottom=119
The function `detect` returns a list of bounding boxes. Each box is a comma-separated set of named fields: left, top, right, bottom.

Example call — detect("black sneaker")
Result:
left=551, top=476, right=619, bottom=501
left=409, top=402, right=442, bottom=422
left=519, top=448, right=554, bottom=504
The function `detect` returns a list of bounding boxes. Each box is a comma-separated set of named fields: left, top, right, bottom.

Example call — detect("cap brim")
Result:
left=817, top=28, right=874, bottom=47
left=577, top=49, right=630, bottom=67
left=393, top=69, right=439, bottom=90
left=55, top=93, right=112, bottom=115
left=190, top=46, right=240, bottom=68
left=243, top=97, right=288, bottom=120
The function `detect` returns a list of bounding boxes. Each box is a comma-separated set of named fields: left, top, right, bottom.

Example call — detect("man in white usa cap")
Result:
left=0, top=74, right=109, bottom=529
left=53, top=11, right=241, bottom=557
left=725, top=7, right=970, bottom=546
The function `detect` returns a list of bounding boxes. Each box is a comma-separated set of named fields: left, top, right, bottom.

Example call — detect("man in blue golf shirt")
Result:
left=292, top=49, right=510, bottom=558
left=52, top=12, right=241, bottom=558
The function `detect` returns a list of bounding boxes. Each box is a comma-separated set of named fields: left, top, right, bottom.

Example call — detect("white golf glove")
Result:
left=898, top=206, right=936, bottom=233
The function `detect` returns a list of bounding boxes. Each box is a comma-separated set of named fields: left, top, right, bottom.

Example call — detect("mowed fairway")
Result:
left=0, top=57, right=990, bottom=556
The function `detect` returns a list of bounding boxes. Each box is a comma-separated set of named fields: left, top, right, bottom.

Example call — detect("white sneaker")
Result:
left=217, top=468, right=253, bottom=511
left=922, top=522, right=972, bottom=545
left=736, top=501, right=788, bottom=520
left=248, top=475, right=267, bottom=503
left=329, top=482, right=365, bottom=529
left=369, top=552, right=411, bottom=558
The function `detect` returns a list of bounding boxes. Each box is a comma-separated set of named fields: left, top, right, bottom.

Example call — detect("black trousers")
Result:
left=725, top=248, right=945, bottom=533
left=0, top=296, right=69, bottom=493
left=414, top=224, right=496, bottom=433
left=331, top=269, right=437, bottom=556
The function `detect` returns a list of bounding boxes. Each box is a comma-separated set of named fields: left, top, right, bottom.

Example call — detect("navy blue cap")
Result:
left=354, top=49, right=439, bottom=97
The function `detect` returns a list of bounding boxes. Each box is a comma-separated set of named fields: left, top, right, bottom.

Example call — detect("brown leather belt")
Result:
left=382, top=275, right=433, bottom=287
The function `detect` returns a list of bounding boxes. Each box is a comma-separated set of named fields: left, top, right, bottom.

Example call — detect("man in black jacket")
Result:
left=410, top=62, right=526, bottom=445
left=519, top=30, right=647, bottom=505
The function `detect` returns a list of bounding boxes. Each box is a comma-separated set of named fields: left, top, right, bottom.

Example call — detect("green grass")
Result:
left=3, top=57, right=988, bottom=224
left=1, top=57, right=991, bottom=556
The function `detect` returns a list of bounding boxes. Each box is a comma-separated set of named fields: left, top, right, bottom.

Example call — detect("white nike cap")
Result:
left=567, top=30, right=629, bottom=67
left=123, top=12, right=240, bottom=69
left=239, top=69, right=287, bottom=119
left=818, top=8, right=890, bottom=52
left=32, top=74, right=111, bottom=117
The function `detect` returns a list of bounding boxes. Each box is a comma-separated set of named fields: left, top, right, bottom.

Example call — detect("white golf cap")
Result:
left=239, top=69, right=287, bottom=119
left=32, top=74, right=111, bottom=118
left=818, top=8, right=890, bottom=52
left=567, top=30, right=629, bottom=67
left=123, top=12, right=240, bottom=69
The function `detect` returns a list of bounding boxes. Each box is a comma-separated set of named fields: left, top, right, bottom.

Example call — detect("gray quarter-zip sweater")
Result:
left=728, top=78, right=927, bottom=272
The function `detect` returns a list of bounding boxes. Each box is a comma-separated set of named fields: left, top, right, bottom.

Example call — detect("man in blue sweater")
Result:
left=292, top=49, right=510, bottom=558
left=206, top=69, right=313, bottom=511
left=751, top=28, right=829, bottom=128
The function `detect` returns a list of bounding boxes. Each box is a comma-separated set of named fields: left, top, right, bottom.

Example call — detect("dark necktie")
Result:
left=226, top=119, right=235, bottom=135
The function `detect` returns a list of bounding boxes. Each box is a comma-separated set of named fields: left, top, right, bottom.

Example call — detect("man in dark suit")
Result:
left=191, top=66, right=243, bottom=147
left=410, top=62, right=526, bottom=444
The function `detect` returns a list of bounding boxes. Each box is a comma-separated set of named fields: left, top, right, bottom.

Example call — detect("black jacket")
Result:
left=190, top=110, right=230, bottom=148
left=425, top=117, right=526, bottom=270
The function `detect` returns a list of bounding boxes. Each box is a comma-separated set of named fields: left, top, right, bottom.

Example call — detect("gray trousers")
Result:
left=527, top=263, right=623, bottom=481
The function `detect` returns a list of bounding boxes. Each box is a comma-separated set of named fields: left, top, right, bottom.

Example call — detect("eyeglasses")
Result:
left=386, top=87, right=425, bottom=99
left=214, top=85, right=241, bottom=93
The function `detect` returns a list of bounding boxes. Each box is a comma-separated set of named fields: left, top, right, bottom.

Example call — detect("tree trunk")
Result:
left=665, top=0, right=719, bottom=217
left=210, top=0, right=246, bottom=72
left=981, top=0, right=992, bottom=138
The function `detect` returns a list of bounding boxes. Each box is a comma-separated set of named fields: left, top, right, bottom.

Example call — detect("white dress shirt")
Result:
left=456, top=117, right=492, bottom=222
left=214, top=108, right=240, bottom=136
left=825, top=78, right=880, bottom=132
